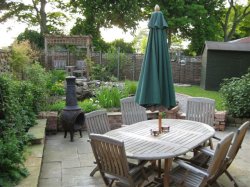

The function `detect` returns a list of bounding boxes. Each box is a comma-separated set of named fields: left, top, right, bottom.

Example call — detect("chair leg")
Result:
left=90, top=165, right=99, bottom=176
left=79, top=129, right=82, bottom=137
left=158, top=159, right=162, bottom=178
left=225, top=170, right=239, bottom=187
left=209, top=138, right=214, bottom=149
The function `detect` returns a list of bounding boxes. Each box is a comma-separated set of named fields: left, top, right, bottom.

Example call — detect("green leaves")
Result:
left=220, top=68, right=250, bottom=118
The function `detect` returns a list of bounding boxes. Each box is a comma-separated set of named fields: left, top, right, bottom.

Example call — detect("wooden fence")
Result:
left=91, top=51, right=202, bottom=85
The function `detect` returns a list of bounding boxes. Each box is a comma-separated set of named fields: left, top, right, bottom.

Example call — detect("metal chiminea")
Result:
left=60, top=76, right=85, bottom=141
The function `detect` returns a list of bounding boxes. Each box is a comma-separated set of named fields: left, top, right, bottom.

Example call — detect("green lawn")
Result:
left=174, top=85, right=224, bottom=111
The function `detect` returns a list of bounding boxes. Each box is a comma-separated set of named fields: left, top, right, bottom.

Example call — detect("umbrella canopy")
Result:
left=135, top=5, right=176, bottom=111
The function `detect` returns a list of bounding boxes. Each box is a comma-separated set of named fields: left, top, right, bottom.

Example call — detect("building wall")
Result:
left=200, top=46, right=208, bottom=89
left=204, top=50, right=250, bottom=90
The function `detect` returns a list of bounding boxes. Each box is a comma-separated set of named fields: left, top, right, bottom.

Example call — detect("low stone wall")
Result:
left=227, top=115, right=250, bottom=128
left=39, top=106, right=180, bottom=132
left=40, top=108, right=249, bottom=133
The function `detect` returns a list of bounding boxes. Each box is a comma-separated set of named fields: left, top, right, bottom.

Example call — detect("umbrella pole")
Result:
left=158, top=112, right=162, bottom=133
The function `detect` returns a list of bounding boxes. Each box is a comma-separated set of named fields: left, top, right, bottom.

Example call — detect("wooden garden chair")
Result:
left=188, top=121, right=249, bottom=187
left=89, top=133, right=150, bottom=187
left=186, top=97, right=216, bottom=149
left=85, top=109, right=111, bottom=176
left=170, top=132, right=234, bottom=187
left=120, top=96, right=147, bottom=125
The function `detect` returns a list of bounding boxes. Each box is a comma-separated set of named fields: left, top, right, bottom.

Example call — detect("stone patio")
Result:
left=38, top=126, right=250, bottom=187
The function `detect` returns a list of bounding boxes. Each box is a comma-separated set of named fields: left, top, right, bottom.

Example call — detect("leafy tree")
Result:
left=145, top=0, right=223, bottom=53
left=70, top=18, right=109, bottom=52
left=69, top=0, right=143, bottom=31
left=234, top=13, right=250, bottom=38
left=133, top=28, right=148, bottom=53
left=220, top=0, right=250, bottom=41
left=0, top=0, right=68, bottom=35
left=108, top=39, right=135, bottom=53
left=17, top=29, right=44, bottom=49
left=69, top=0, right=142, bottom=52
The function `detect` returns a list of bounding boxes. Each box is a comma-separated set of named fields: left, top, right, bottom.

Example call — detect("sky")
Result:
left=0, top=0, right=247, bottom=48
left=0, top=17, right=148, bottom=48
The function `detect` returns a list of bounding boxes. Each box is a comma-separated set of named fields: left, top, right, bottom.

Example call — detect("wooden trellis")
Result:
left=44, top=35, right=92, bottom=69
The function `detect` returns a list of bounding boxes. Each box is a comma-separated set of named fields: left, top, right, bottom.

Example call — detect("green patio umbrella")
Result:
left=135, top=5, right=176, bottom=130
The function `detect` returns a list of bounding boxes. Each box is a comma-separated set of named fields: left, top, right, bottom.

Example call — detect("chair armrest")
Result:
left=174, top=159, right=209, bottom=177
left=199, top=147, right=215, bottom=157
left=213, top=136, right=221, bottom=141
left=128, top=160, right=148, bottom=175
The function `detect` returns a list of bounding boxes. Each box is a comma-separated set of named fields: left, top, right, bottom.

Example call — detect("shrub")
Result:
left=23, top=63, right=51, bottom=113
left=50, top=70, right=66, bottom=82
left=46, top=101, right=65, bottom=111
left=0, top=75, right=33, bottom=186
left=95, top=86, right=123, bottom=108
left=9, top=41, right=39, bottom=79
left=47, top=70, right=66, bottom=97
left=220, top=69, right=250, bottom=118
left=124, top=80, right=137, bottom=96
left=46, top=99, right=101, bottom=113
left=0, top=129, right=29, bottom=187
left=79, top=99, right=101, bottom=113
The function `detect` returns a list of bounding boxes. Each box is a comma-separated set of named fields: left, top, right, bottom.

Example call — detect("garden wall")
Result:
left=41, top=109, right=249, bottom=134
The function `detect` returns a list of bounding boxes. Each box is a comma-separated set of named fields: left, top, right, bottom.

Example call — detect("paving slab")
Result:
left=39, top=127, right=250, bottom=187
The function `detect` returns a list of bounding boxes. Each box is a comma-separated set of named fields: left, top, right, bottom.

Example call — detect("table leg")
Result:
left=163, top=158, right=173, bottom=187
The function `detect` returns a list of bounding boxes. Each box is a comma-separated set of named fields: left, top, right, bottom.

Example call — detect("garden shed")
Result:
left=200, top=41, right=250, bottom=91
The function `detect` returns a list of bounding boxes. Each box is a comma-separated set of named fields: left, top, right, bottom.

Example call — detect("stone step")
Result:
left=16, top=119, right=46, bottom=187
left=27, top=119, right=47, bottom=144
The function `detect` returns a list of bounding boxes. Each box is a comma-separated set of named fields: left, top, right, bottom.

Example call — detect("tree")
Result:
left=69, top=0, right=144, bottom=31
left=0, top=0, right=68, bottom=35
left=17, top=29, right=44, bottom=49
left=235, top=13, right=250, bottom=38
left=108, top=39, right=135, bottom=53
left=69, top=0, right=144, bottom=51
left=220, top=0, right=250, bottom=41
left=142, top=0, right=225, bottom=54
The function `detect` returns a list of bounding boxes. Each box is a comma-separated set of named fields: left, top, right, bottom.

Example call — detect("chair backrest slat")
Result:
left=207, top=132, right=234, bottom=177
left=120, top=96, right=147, bottom=125
left=186, top=97, right=215, bottom=126
left=90, top=134, right=131, bottom=180
left=85, top=110, right=111, bottom=135
left=228, top=121, right=249, bottom=163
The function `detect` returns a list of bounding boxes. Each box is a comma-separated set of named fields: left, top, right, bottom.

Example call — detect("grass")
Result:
left=174, top=85, right=224, bottom=111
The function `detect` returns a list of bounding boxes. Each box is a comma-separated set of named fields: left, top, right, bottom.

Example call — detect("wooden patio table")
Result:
left=105, top=119, right=215, bottom=187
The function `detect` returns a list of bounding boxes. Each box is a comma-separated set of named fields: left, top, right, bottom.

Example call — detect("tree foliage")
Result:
left=108, top=39, right=135, bottom=53
left=1, top=0, right=250, bottom=54
left=220, top=0, right=250, bottom=41
left=220, top=68, right=250, bottom=118
left=0, top=0, right=68, bottom=35
left=17, top=29, right=44, bottom=49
